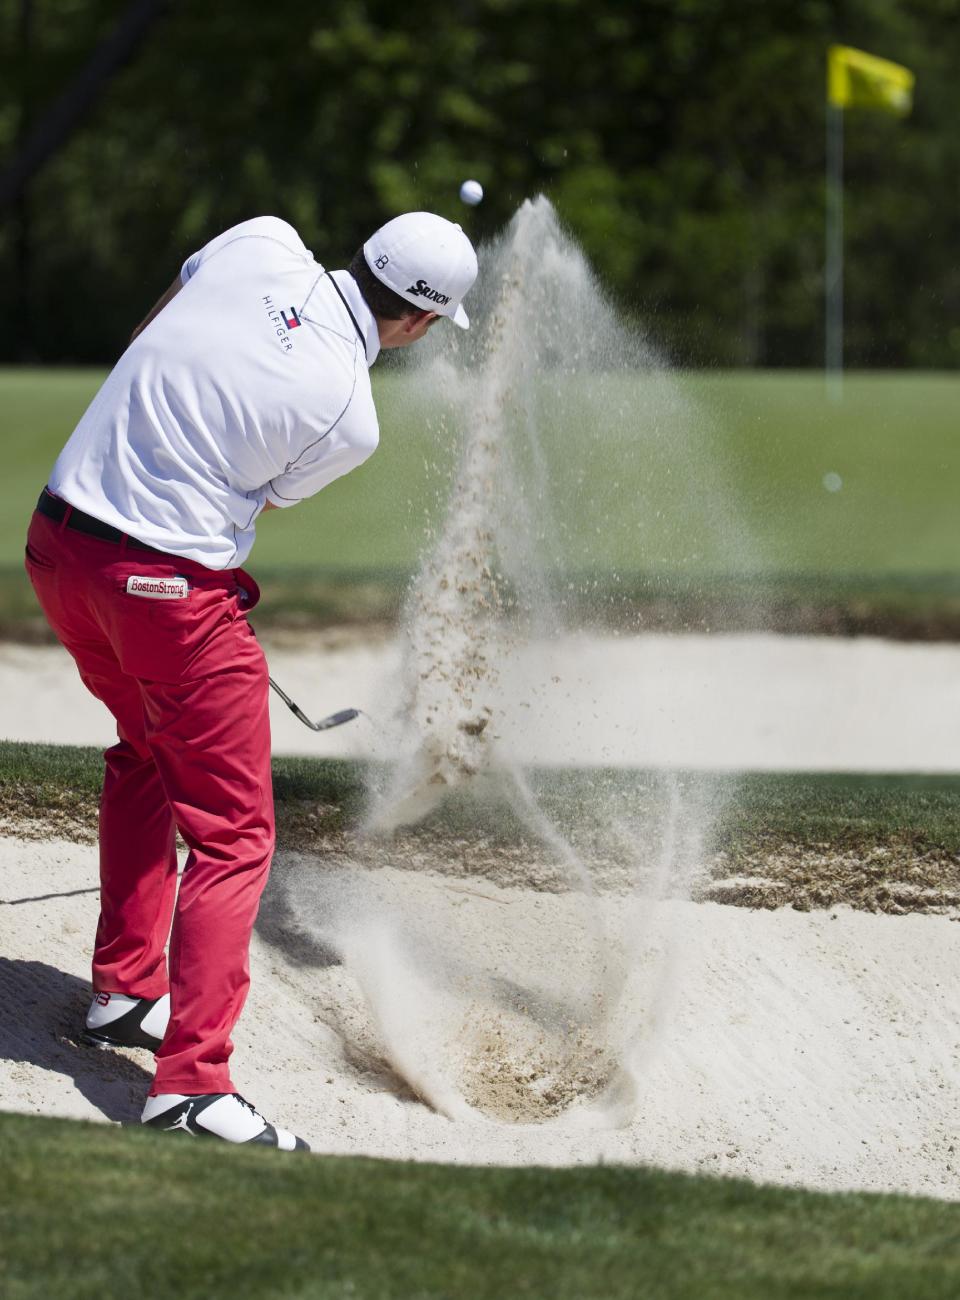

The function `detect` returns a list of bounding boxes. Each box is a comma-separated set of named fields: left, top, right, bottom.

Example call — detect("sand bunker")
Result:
left=4, top=630, right=960, bottom=771
left=2, top=836, right=958, bottom=1202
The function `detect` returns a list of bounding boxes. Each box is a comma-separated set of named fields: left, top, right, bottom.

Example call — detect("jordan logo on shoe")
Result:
left=165, top=1103, right=196, bottom=1135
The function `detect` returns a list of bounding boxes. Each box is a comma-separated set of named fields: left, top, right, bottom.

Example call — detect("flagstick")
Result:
left=825, top=100, right=844, bottom=403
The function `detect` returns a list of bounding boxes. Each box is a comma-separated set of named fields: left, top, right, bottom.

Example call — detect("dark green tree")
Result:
left=0, top=0, right=958, bottom=365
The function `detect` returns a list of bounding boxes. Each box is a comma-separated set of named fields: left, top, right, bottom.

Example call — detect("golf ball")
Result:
left=459, top=179, right=484, bottom=206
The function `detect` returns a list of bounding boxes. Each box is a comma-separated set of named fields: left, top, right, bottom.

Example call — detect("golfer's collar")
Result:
left=328, top=269, right=380, bottom=367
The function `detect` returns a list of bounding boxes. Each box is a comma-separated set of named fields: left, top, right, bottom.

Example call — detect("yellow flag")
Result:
left=827, top=45, right=914, bottom=115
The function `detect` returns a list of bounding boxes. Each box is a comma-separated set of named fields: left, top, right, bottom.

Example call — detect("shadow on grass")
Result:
left=0, top=957, right=152, bottom=1124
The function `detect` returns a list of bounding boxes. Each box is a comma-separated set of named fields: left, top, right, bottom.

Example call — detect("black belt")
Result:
left=36, top=489, right=170, bottom=554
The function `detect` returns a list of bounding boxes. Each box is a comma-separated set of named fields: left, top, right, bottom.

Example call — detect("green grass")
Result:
left=0, top=740, right=369, bottom=840
left=679, top=370, right=960, bottom=578
left=5, top=365, right=960, bottom=636
left=4, top=365, right=960, bottom=578
left=3, top=739, right=960, bottom=860
left=712, top=771, right=960, bottom=854
left=2, top=1112, right=959, bottom=1300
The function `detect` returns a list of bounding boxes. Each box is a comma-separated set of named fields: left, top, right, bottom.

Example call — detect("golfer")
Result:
left=25, top=212, right=478, bottom=1149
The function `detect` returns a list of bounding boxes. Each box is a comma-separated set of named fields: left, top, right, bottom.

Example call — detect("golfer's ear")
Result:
left=406, top=310, right=436, bottom=333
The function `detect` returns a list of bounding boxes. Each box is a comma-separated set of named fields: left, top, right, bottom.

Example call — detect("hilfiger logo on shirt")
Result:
left=126, top=575, right=189, bottom=600
left=262, top=294, right=298, bottom=353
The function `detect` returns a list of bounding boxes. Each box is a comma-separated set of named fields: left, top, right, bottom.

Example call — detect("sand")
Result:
left=2, top=835, right=958, bottom=1201
left=3, top=629, right=960, bottom=770
left=2, top=627, right=958, bottom=1199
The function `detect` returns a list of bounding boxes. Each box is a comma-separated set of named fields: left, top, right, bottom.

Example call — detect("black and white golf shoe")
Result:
left=142, top=1093, right=310, bottom=1151
left=81, top=991, right=169, bottom=1052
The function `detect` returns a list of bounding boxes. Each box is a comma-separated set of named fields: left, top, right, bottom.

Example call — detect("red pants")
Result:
left=25, top=509, right=274, bottom=1095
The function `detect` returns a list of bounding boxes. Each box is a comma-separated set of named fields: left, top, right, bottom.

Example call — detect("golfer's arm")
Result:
left=130, top=276, right=183, bottom=343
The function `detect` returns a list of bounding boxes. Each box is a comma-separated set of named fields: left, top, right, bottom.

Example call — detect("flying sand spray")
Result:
left=366, top=221, right=523, bottom=829
left=291, top=198, right=741, bottom=1126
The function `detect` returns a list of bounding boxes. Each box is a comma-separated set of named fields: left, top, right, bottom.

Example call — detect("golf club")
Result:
left=268, top=677, right=360, bottom=732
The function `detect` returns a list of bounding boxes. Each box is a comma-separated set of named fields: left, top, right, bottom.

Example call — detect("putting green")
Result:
left=2, top=367, right=958, bottom=581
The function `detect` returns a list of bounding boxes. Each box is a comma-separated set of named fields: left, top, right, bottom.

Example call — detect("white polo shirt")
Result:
left=49, top=216, right=380, bottom=569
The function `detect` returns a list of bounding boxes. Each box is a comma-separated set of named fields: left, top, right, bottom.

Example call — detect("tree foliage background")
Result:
left=1, top=0, right=958, bottom=366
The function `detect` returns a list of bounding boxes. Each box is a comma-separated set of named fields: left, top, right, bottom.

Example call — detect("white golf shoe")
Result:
left=142, top=1093, right=310, bottom=1151
left=81, top=991, right=169, bottom=1052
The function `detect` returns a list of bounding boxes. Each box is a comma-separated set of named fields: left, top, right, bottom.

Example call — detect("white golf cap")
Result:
left=363, top=212, right=478, bottom=329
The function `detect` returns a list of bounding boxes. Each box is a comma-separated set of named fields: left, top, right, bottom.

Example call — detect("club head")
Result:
left=307, top=707, right=361, bottom=732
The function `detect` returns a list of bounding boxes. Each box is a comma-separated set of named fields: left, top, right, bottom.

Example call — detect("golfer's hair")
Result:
left=348, top=247, right=419, bottom=321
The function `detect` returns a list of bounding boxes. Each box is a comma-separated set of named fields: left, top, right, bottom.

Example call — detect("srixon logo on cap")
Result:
left=126, top=575, right=189, bottom=600
left=406, top=279, right=451, bottom=306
